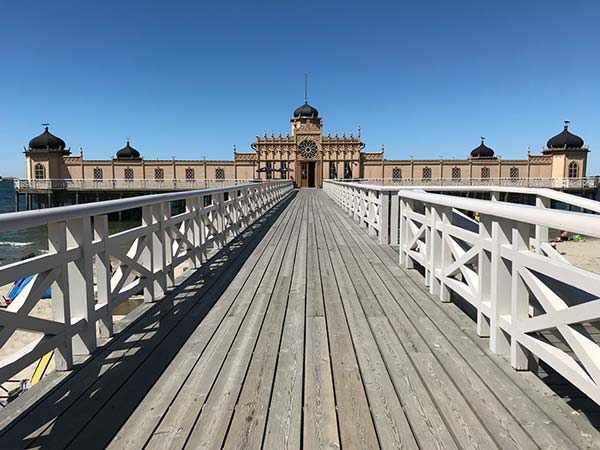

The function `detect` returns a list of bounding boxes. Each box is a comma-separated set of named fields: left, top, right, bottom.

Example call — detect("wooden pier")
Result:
left=1, top=189, right=598, bottom=449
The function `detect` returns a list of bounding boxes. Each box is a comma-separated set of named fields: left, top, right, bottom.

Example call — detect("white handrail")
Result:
left=0, top=180, right=293, bottom=384
left=323, top=179, right=600, bottom=245
left=13, top=179, right=257, bottom=192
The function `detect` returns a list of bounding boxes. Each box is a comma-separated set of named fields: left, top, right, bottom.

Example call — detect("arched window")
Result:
left=568, top=161, right=578, bottom=178
left=392, top=167, right=401, bottom=180
left=93, top=167, right=103, bottom=180
left=422, top=167, right=431, bottom=180
left=34, top=163, right=46, bottom=179
left=452, top=167, right=461, bottom=179
left=124, top=168, right=134, bottom=181
left=215, top=168, right=225, bottom=180
left=185, top=168, right=195, bottom=181
left=155, top=168, right=164, bottom=180
left=481, top=167, right=490, bottom=179
left=510, top=167, right=519, bottom=179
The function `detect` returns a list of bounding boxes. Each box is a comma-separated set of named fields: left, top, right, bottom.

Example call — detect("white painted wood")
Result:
left=0, top=181, right=293, bottom=384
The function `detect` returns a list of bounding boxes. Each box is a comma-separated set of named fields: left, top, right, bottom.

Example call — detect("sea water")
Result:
left=0, top=181, right=48, bottom=265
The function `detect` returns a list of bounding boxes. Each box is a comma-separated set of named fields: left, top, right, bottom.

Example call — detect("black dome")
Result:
left=293, top=102, right=319, bottom=118
left=116, top=141, right=141, bottom=159
left=547, top=122, right=584, bottom=149
left=470, top=138, right=495, bottom=158
left=28, top=126, right=67, bottom=150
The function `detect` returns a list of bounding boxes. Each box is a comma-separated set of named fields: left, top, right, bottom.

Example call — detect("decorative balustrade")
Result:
left=398, top=190, right=600, bottom=406
left=13, top=179, right=256, bottom=192
left=0, top=181, right=292, bottom=384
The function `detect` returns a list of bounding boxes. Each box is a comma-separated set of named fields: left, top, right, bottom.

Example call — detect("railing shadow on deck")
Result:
left=0, top=191, right=297, bottom=449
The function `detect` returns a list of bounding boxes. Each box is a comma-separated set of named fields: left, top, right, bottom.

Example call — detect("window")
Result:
left=215, top=168, right=225, bottom=180
left=510, top=167, right=519, bottom=179
left=280, top=162, right=287, bottom=180
left=392, top=167, right=401, bottom=180
left=185, top=168, right=195, bottom=181
left=344, top=161, right=352, bottom=179
left=481, top=167, right=490, bottom=179
left=93, top=167, right=103, bottom=180
left=34, top=163, right=45, bottom=179
left=124, top=168, right=134, bottom=180
left=266, top=162, right=273, bottom=180
left=155, top=168, right=164, bottom=180
left=422, top=167, right=431, bottom=180
left=451, top=167, right=461, bottom=179
left=568, top=161, right=578, bottom=178
left=329, top=161, right=337, bottom=179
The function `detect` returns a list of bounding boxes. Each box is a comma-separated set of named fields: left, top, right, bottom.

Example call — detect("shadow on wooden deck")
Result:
left=0, top=191, right=297, bottom=450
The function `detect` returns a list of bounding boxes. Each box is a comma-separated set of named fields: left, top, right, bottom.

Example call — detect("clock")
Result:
left=298, top=140, right=318, bottom=159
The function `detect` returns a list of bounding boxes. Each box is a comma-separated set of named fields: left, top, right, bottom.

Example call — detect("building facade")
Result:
left=23, top=103, right=590, bottom=190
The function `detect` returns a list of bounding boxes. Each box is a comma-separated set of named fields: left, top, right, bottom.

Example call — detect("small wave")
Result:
left=0, top=241, right=35, bottom=248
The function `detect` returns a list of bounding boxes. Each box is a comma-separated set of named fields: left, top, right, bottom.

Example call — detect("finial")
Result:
left=527, top=146, right=531, bottom=156
left=126, top=137, right=130, bottom=145
left=278, top=132, right=282, bottom=138
left=350, top=131, right=353, bottom=138
left=42, top=122, right=49, bottom=131
left=271, top=132, right=274, bottom=138
left=381, top=144, right=385, bottom=152
left=342, top=131, right=346, bottom=138
left=304, top=73, right=308, bottom=103
left=358, top=124, right=361, bottom=137
left=481, top=136, right=485, bottom=143
left=233, top=144, right=237, bottom=152
left=564, top=120, right=570, bottom=130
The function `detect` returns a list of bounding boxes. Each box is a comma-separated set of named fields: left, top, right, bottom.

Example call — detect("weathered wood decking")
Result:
left=1, top=189, right=599, bottom=449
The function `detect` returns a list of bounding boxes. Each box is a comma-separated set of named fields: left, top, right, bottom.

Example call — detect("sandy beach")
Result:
left=555, top=237, right=600, bottom=275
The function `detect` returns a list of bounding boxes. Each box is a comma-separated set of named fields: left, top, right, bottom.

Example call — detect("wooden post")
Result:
left=48, top=221, right=73, bottom=370
left=94, top=215, right=113, bottom=338
left=489, top=218, right=511, bottom=356
left=66, top=216, right=97, bottom=355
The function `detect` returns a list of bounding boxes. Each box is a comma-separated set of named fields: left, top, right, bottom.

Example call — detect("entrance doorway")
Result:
left=300, top=162, right=316, bottom=188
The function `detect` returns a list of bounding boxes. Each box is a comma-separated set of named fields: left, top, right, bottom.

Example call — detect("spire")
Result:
left=304, top=73, right=308, bottom=104
left=564, top=120, right=570, bottom=130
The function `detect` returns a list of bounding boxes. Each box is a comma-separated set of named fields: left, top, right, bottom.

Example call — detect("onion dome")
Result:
left=546, top=121, right=584, bottom=149
left=470, top=137, right=495, bottom=158
left=293, top=101, right=319, bottom=118
left=28, top=126, right=67, bottom=150
left=116, top=140, right=141, bottom=159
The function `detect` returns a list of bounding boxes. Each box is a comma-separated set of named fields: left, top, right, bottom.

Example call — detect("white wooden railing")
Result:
left=398, top=190, right=600, bottom=406
left=0, top=180, right=292, bottom=383
left=14, top=179, right=256, bottom=192
left=350, top=176, right=599, bottom=189
left=323, top=179, right=600, bottom=245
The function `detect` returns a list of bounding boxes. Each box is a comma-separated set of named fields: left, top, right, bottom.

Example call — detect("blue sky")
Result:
left=0, top=0, right=599, bottom=177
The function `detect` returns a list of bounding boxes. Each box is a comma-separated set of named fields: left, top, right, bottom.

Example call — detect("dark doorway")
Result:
left=300, top=162, right=316, bottom=188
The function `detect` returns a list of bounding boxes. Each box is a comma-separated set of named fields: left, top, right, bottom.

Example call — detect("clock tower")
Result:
left=291, top=101, right=322, bottom=187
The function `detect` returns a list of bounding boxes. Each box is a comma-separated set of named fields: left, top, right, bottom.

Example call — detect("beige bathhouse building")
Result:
left=23, top=101, right=590, bottom=190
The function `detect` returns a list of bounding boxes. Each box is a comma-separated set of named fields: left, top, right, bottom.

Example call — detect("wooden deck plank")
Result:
left=312, top=196, right=381, bottom=450
left=322, top=191, right=588, bottom=450
left=261, top=193, right=309, bottom=450
left=316, top=201, right=418, bottom=450
left=220, top=193, right=307, bottom=450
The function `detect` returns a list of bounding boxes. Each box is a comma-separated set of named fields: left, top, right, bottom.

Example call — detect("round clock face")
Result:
left=298, top=140, right=318, bottom=159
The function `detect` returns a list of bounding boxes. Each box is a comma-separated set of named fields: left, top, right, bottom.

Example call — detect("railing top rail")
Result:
left=0, top=180, right=291, bottom=232
left=398, top=189, right=600, bottom=238
left=323, top=179, right=600, bottom=214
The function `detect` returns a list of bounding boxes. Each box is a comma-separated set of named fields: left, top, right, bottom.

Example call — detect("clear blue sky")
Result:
left=1, top=0, right=598, bottom=177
